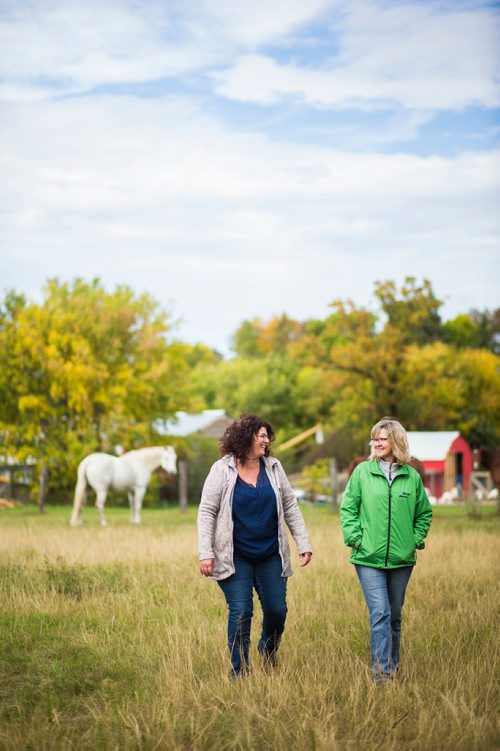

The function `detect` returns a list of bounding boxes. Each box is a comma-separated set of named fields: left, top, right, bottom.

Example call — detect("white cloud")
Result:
left=213, top=3, right=500, bottom=110
left=0, top=1, right=498, bottom=354
left=0, top=1, right=219, bottom=100
left=4, top=0, right=497, bottom=112
left=0, top=0, right=336, bottom=101
left=197, top=0, right=335, bottom=47
left=3, top=96, right=497, bottom=216
left=1, top=94, right=498, bottom=353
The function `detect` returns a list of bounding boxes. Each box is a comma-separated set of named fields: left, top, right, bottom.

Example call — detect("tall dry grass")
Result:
left=0, top=505, right=498, bottom=750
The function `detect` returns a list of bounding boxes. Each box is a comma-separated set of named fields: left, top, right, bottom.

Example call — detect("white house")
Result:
left=156, top=409, right=233, bottom=439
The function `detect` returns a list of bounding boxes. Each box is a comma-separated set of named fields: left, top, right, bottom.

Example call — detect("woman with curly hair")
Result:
left=198, top=414, right=312, bottom=678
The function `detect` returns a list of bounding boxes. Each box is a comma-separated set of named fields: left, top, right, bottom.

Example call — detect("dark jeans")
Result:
left=355, top=564, right=413, bottom=681
left=217, top=553, right=287, bottom=675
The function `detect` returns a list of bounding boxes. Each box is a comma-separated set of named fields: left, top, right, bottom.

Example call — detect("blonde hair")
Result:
left=369, top=417, right=411, bottom=465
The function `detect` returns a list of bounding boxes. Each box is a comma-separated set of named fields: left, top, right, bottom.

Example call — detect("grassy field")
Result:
left=0, top=503, right=498, bottom=750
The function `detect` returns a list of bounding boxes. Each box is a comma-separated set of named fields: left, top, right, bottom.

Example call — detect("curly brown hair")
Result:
left=220, top=414, right=275, bottom=464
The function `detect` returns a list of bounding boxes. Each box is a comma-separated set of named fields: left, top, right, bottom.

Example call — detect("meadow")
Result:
left=0, top=503, right=498, bottom=751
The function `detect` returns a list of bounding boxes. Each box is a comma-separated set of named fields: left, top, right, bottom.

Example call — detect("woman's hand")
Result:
left=199, top=558, right=214, bottom=577
left=299, top=552, right=312, bottom=567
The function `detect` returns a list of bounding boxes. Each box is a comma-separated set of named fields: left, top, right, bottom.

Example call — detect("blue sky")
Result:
left=1, top=0, right=499, bottom=355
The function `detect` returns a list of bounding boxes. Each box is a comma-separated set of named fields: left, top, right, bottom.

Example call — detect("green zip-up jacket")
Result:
left=340, top=460, right=432, bottom=569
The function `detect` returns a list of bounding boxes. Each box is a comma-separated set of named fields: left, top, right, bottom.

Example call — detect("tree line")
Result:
left=194, top=278, right=499, bottom=465
left=0, top=276, right=498, bottom=501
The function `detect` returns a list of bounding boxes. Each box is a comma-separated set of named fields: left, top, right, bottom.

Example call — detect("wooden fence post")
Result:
left=330, top=457, right=339, bottom=512
left=7, top=468, right=14, bottom=500
left=178, top=460, right=188, bottom=513
left=38, top=464, right=48, bottom=514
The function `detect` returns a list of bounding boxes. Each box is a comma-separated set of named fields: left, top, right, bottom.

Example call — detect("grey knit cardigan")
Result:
left=197, top=453, right=312, bottom=580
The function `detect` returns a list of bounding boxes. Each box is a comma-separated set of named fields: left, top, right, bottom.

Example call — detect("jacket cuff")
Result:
left=414, top=534, right=425, bottom=550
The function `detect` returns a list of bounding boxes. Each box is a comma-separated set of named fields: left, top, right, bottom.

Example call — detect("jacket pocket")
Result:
left=354, top=528, right=365, bottom=553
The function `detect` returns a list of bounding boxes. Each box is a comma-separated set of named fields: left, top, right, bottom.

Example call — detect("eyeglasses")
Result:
left=373, top=437, right=389, bottom=444
left=256, top=433, right=270, bottom=440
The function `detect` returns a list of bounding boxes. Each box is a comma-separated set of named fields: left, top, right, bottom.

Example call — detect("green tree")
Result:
left=397, top=342, right=465, bottom=429
left=325, top=300, right=404, bottom=420
left=192, top=354, right=302, bottom=434
left=455, top=348, right=500, bottom=445
left=193, top=278, right=500, bottom=473
left=231, top=314, right=305, bottom=358
left=296, top=459, right=331, bottom=502
left=323, top=280, right=444, bottom=428
left=231, top=319, right=263, bottom=358
left=374, top=277, right=443, bottom=345
left=290, top=301, right=377, bottom=366
left=443, top=309, right=500, bottom=354
left=0, top=279, right=193, bottom=506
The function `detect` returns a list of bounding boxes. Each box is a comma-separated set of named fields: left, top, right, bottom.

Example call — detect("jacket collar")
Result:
left=368, top=459, right=409, bottom=476
left=222, top=453, right=278, bottom=470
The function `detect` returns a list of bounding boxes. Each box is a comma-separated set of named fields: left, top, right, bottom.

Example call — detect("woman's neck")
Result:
left=237, top=456, right=260, bottom=468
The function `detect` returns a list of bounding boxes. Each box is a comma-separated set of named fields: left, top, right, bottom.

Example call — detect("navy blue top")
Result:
left=232, top=460, right=279, bottom=561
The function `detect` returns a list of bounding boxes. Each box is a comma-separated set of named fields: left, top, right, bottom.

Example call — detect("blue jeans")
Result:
left=218, top=553, right=287, bottom=675
left=355, top=564, right=413, bottom=681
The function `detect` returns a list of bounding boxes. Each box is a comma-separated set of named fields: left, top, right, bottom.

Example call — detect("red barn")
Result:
left=407, top=431, right=473, bottom=498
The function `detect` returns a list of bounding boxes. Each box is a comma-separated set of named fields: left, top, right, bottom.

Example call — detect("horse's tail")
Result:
left=70, top=458, right=90, bottom=527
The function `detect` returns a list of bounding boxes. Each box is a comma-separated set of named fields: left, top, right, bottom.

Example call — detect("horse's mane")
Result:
left=122, top=446, right=164, bottom=457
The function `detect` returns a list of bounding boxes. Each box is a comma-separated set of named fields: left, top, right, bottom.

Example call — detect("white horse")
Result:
left=70, top=446, right=177, bottom=527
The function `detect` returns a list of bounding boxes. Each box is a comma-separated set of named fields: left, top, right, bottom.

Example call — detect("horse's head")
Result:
left=161, top=446, right=177, bottom=474
left=472, top=447, right=481, bottom=470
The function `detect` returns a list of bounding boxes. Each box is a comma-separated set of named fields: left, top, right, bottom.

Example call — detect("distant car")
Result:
left=292, top=487, right=306, bottom=503
left=314, top=494, right=330, bottom=504
left=292, top=487, right=331, bottom=505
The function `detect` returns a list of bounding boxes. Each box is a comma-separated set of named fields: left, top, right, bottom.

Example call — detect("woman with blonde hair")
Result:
left=340, top=417, right=432, bottom=683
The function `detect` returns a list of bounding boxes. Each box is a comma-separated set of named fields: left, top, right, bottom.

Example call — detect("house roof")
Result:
left=157, top=409, right=231, bottom=437
left=406, top=431, right=460, bottom=461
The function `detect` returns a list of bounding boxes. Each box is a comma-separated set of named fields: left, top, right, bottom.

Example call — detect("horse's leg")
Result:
left=131, top=486, right=146, bottom=524
left=95, top=489, right=108, bottom=526
left=70, top=478, right=87, bottom=527
left=128, top=491, right=135, bottom=522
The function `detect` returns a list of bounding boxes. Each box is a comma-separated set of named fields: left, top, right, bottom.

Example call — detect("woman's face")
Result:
left=249, top=426, right=270, bottom=460
left=372, top=429, right=394, bottom=462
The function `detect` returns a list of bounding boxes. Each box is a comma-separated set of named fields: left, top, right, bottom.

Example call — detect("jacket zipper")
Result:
left=384, top=466, right=393, bottom=567
left=268, top=463, right=285, bottom=573
left=227, top=467, right=236, bottom=570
